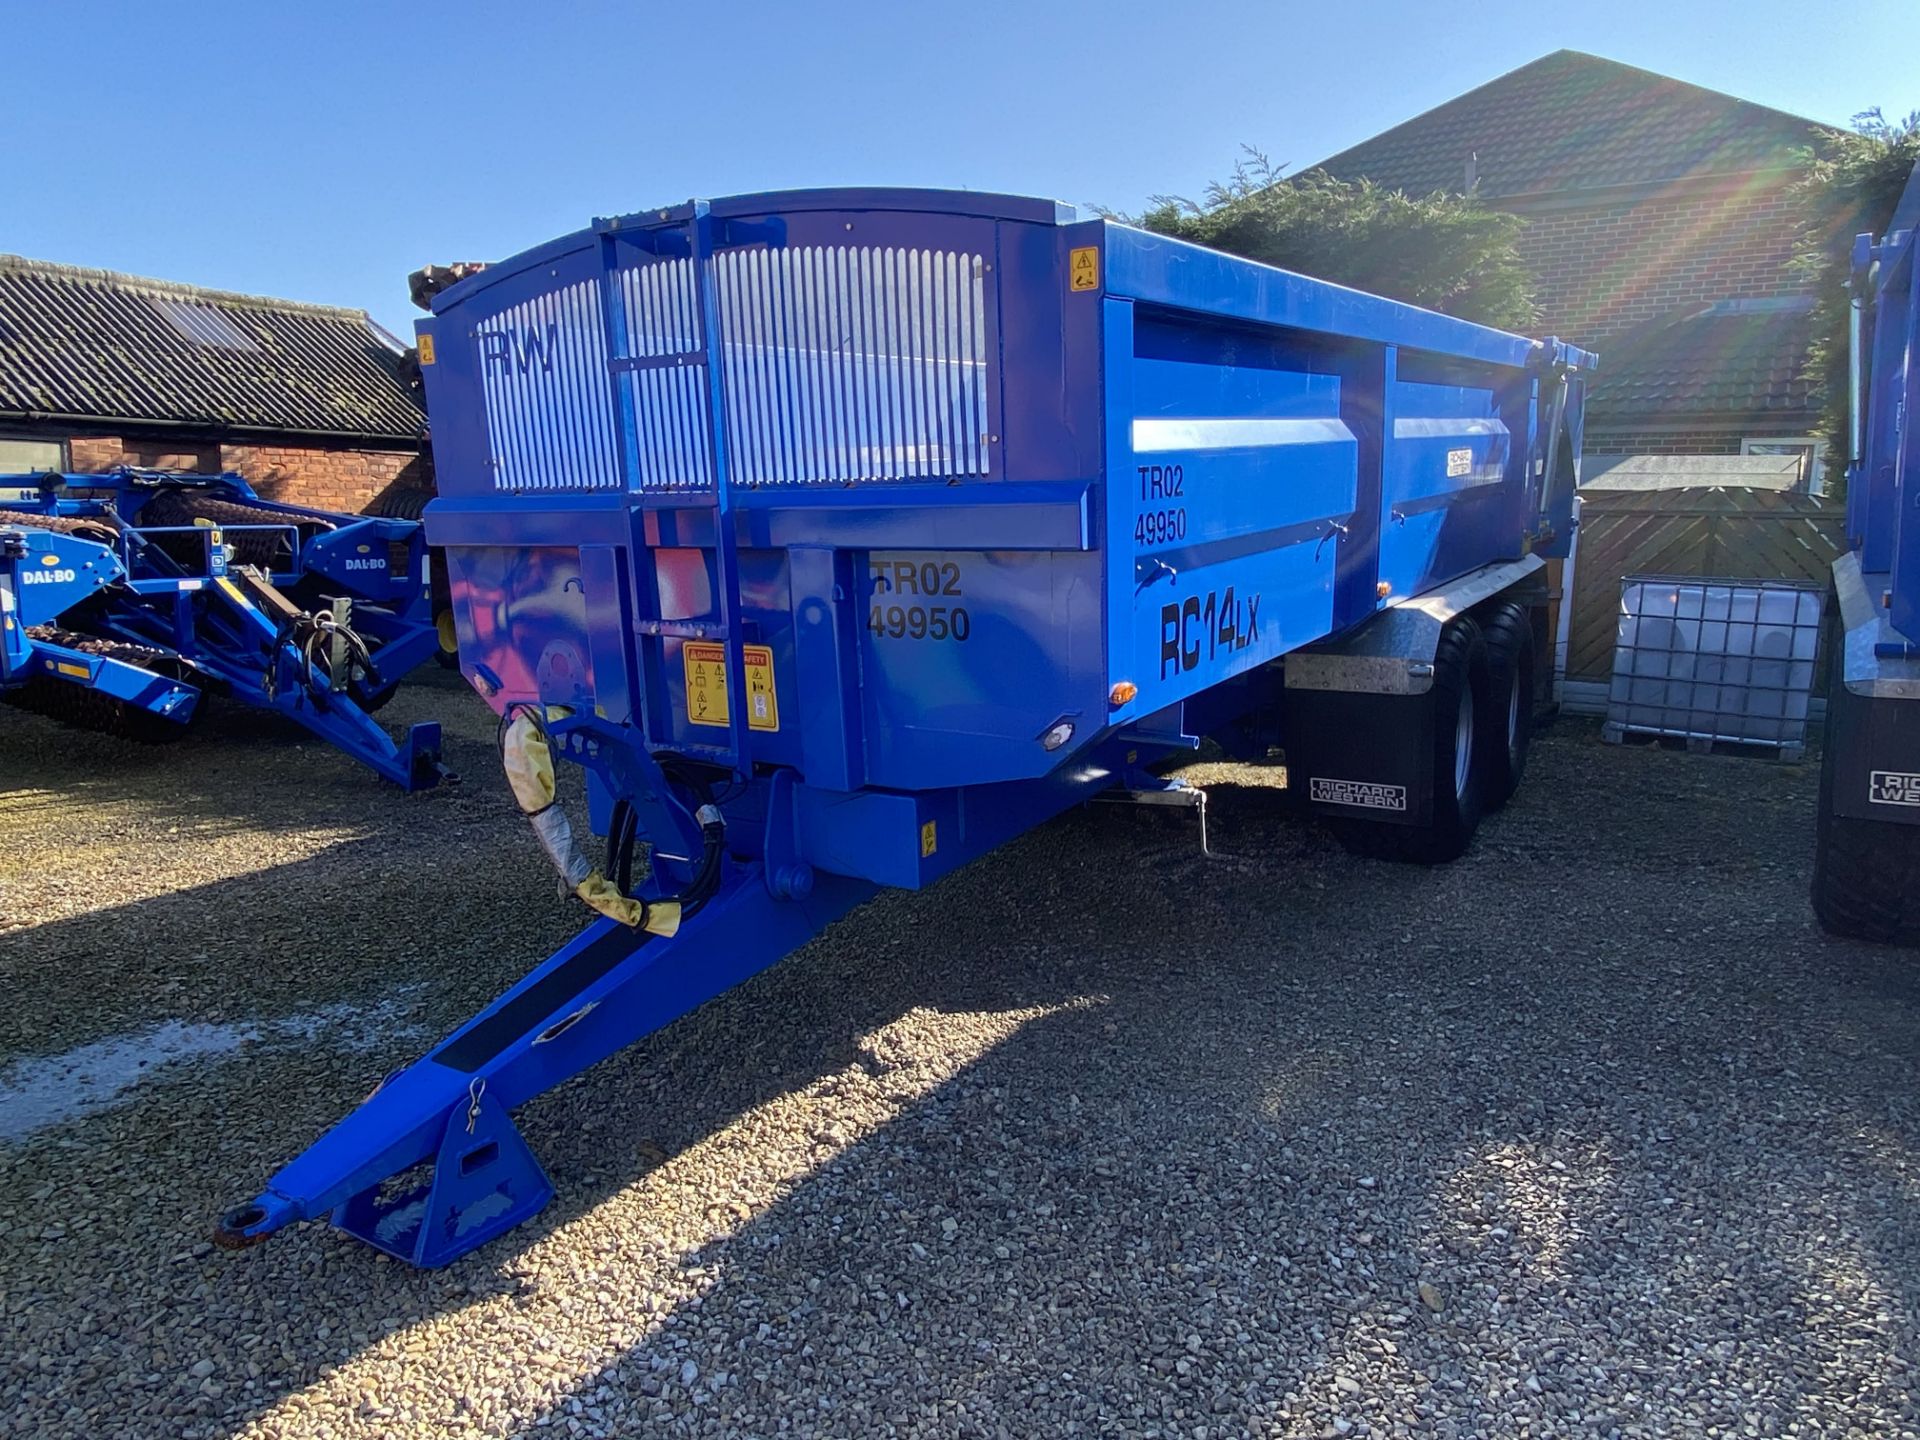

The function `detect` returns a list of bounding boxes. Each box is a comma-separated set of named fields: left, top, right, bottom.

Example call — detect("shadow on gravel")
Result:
left=472, top=732, right=1920, bottom=1437
left=5, top=724, right=1919, bottom=1437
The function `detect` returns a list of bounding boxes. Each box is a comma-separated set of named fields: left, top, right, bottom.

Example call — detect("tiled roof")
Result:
left=1586, top=297, right=1818, bottom=423
left=0, top=256, right=424, bottom=441
left=1312, top=51, right=1827, bottom=199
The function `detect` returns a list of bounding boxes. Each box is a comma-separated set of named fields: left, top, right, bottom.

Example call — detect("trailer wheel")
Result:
left=1477, top=601, right=1534, bottom=810
left=433, top=605, right=459, bottom=669
left=1332, top=615, right=1489, bottom=864
left=1811, top=693, right=1920, bottom=944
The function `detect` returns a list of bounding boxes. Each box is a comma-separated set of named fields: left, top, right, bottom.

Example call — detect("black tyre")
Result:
left=1811, top=687, right=1920, bottom=944
left=1477, top=601, right=1535, bottom=811
left=1332, top=615, right=1489, bottom=864
left=350, top=676, right=400, bottom=713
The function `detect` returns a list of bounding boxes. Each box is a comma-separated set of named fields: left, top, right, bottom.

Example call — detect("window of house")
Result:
left=1742, top=437, right=1828, bottom=495
left=0, top=437, right=66, bottom=473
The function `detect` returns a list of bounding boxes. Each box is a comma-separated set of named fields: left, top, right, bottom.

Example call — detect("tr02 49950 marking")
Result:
left=1159, top=585, right=1261, bottom=678
left=1869, top=770, right=1920, bottom=807
left=1309, top=777, right=1408, bottom=812
left=1138, top=463, right=1184, bottom=499
left=869, top=559, right=970, bottom=643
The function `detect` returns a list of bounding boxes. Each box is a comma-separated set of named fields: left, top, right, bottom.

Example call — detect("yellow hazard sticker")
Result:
left=920, top=820, right=938, bottom=858
left=683, top=642, right=779, bottom=731
left=1069, top=246, right=1100, bottom=292
left=417, top=332, right=437, bottom=365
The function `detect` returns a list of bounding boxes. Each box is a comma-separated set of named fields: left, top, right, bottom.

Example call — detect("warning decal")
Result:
left=1446, top=447, right=1473, bottom=478
left=1069, top=246, right=1100, bottom=292
left=683, top=642, right=780, bottom=731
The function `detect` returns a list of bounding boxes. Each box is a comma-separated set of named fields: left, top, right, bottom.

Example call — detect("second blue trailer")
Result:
left=219, top=189, right=1592, bottom=1264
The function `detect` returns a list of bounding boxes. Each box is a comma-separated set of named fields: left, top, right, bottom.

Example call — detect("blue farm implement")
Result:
left=218, top=189, right=1593, bottom=1265
left=1811, top=157, right=1920, bottom=941
left=0, top=468, right=446, bottom=789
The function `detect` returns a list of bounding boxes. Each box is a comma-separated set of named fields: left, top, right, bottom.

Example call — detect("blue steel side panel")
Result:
left=858, top=548, right=1104, bottom=788
left=1377, top=380, right=1513, bottom=600
left=1852, top=235, right=1910, bottom=574
left=1117, top=312, right=1358, bottom=712
left=1100, top=222, right=1543, bottom=368
left=1862, top=159, right=1920, bottom=637
left=1887, top=236, right=1920, bottom=638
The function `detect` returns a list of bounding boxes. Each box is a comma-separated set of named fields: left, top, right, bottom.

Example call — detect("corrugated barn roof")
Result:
left=0, top=255, right=424, bottom=441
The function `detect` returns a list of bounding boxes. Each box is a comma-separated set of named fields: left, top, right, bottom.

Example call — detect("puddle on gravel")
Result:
left=0, top=994, right=426, bottom=1142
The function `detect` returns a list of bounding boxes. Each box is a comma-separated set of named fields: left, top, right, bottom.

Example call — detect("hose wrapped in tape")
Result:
left=501, top=709, right=680, bottom=935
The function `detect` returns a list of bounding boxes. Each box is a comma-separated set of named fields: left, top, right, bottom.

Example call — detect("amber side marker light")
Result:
left=1108, top=681, right=1138, bottom=707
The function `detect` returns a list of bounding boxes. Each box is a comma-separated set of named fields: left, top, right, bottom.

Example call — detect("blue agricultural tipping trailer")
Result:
left=216, top=189, right=1593, bottom=1265
left=0, top=467, right=447, bottom=788
left=1812, top=157, right=1920, bottom=941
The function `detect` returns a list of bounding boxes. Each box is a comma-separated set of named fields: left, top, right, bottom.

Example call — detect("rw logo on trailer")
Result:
left=479, top=323, right=559, bottom=376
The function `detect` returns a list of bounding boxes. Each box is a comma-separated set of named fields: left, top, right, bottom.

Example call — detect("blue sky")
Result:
left=8, top=0, right=1918, bottom=337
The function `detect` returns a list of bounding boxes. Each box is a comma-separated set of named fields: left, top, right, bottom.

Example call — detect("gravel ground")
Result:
left=2, top=676, right=1918, bottom=1439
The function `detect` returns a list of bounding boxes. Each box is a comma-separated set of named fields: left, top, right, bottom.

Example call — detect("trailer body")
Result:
left=1813, top=158, right=1920, bottom=938
left=221, top=190, right=1592, bottom=1264
left=0, top=468, right=445, bottom=787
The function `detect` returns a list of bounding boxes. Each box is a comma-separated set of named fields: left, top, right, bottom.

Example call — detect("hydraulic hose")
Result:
left=500, top=706, right=726, bottom=933
left=264, top=607, right=383, bottom=705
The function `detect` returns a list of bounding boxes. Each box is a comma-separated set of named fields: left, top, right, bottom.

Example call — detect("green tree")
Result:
left=1791, top=108, right=1920, bottom=473
left=1125, top=149, right=1537, bottom=331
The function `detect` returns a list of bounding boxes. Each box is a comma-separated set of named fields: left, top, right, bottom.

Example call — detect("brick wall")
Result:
left=61, top=432, right=427, bottom=514
left=1513, top=176, right=1809, bottom=348
left=216, top=442, right=426, bottom=513
left=69, top=435, right=219, bottom=473
left=1583, top=427, right=1816, bottom=457
left=1583, top=431, right=1743, bottom=457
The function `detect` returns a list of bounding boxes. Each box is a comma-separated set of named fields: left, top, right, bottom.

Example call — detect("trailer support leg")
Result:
left=332, top=1085, right=553, bottom=1267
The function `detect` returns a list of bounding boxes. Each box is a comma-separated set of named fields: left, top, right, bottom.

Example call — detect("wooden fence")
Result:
left=1563, top=464, right=1846, bottom=689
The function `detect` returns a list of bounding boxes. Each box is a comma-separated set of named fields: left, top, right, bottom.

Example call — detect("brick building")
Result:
left=1314, top=51, right=1837, bottom=487
left=0, top=255, right=427, bottom=512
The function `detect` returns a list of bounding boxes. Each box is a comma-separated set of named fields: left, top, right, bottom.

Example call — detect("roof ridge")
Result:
left=1541, top=50, right=1830, bottom=134
left=0, top=253, right=381, bottom=324
left=1310, top=49, right=1833, bottom=195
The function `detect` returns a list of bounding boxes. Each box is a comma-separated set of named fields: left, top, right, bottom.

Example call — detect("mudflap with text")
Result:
left=1826, top=677, right=1920, bottom=826
left=1284, top=684, right=1434, bottom=830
